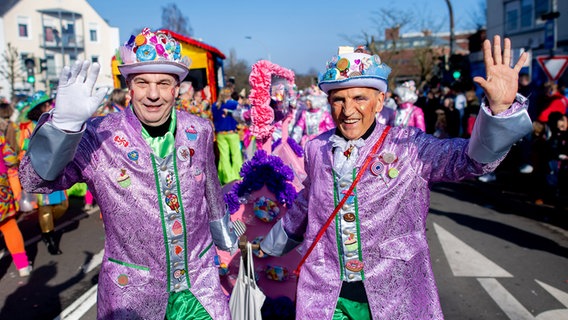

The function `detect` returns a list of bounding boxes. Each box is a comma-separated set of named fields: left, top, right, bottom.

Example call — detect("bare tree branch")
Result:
left=161, top=3, right=193, bottom=36
left=0, top=43, right=25, bottom=100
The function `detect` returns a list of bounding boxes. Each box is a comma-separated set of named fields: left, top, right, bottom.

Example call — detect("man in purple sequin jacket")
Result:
left=260, top=36, right=533, bottom=319
left=19, top=28, right=237, bottom=319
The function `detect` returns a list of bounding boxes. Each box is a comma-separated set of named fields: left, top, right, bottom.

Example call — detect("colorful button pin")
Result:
left=380, top=152, right=398, bottom=164
left=388, top=167, right=399, bottom=179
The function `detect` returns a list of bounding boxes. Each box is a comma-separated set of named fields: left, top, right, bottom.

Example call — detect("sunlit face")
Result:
left=328, top=87, right=384, bottom=140
left=306, top=99, right=314, bottom=109
left=128, top=73, right=179, bottom=126
left=558, top=115, right=568, bottom=132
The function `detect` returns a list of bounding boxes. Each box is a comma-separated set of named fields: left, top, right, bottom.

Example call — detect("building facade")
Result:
left=0, top=0, right=119, bottom=99
left=486, top=0, right=567, bottom=87
left=377, top=27, right=475, bottom=89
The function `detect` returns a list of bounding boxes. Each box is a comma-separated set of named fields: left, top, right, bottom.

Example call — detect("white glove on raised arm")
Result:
left=51, top=60, right=107, bottom=132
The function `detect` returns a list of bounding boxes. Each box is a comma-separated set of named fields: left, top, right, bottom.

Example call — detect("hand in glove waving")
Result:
left=52, top=60, right=107, bottom=131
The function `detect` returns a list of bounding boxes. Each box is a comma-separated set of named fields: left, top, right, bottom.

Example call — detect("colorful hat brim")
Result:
left=29, top=97, right=53, bottom=110
left=118, top=61, right=189, bottom=80
left=319, top=76, right=388, bottom=94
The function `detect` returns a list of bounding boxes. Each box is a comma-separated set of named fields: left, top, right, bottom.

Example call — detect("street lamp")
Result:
left=245, top=36, right=271, bottom=61
left=444, top=0, right=455, bottom=55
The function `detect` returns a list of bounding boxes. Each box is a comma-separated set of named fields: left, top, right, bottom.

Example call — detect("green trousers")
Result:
left=166, top=290, right=211, bottom=320
left=332, top=297, right=372, bottom=320
left=216, top=132, right=243, bottom=185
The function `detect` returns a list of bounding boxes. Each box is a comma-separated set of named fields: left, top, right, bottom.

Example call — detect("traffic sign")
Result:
left=536, top=55, right=568, bottom=81
left=544, top=20, right=555, bottom=50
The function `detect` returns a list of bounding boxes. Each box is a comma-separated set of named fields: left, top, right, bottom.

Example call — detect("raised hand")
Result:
left=52, top=60, right=107, bottom=131
left=473, top=35, right=528, bottom=115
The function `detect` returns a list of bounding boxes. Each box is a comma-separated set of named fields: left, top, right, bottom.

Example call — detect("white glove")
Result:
left=52, top=60, right=107, bottom=132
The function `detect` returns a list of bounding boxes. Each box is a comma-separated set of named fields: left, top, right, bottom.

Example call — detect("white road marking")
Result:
left=53, top=284, right=98, bottom=320
left=82, top=249, right=104, bottom=274
left=435, top=223, right=568, bottom=320
left=535, top=279, right=568, bottom=309
left=477, top=278, right=535, bottom=320
left=52, top=248, right=104, bottom=320
left=433, top=223, right=512, bottom=277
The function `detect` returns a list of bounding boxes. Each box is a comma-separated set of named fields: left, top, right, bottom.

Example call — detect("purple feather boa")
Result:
left=224, top=150, right=298, bottom=214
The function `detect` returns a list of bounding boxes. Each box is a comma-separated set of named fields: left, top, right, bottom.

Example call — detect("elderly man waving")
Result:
left=260, top=36, right=532, bottom=319
left=19, top=28, right=237, bottom=320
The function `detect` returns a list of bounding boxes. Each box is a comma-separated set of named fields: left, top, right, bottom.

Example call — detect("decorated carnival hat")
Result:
left=318, top=45, right=391, bottom=94
left=117, top=27, right=191, bottom=80
left=28, top=90, right=53, bottom=111
left=393, top=80, right=418, bottom=104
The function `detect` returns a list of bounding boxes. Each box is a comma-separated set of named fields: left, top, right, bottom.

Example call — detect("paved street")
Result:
left=0, top=174, right=567, bottom=320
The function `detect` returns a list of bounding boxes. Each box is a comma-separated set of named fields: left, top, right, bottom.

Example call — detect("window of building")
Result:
left=18, top=24, right=28, bottom=37
left=44, top=26, right=54, bottom=42
left=17, top=17, right=30, bottom=38
left=46, top=55, right=56, bottom=77
left=90, top=29, right=98, bottom=42
left=520, top=0, right=533, bottom=28
left=43, top=19, right=60, bottom=44
left=535, top=0, right=550, bottom=21
left=63, top=22, right=76, bottom=45
left=89, top=23, right=98, bottom=42
left=91, top=56, right=99, bottom=63
left=505, top=1, right=520, bottom=33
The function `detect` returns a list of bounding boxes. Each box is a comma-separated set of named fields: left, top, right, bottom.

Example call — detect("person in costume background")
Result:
left=20, top=91, right=69, bottom=255
left=392, top=80, right=426, bottom=131
left=292, top=86, right=335, bottom=146
left=260, top=36, right=532, bottom=319
left=0, top=131, right=32, bottom=277
left=212, top=87, right=243, bottom=185
left=0, top=99, right=23, bottom=203
left=96, top=88, right=129, bottom=116
left=19, top=27, right=238, bottom=319
left=175, top=81, right=194, bottom=113
left=191, top=87, right=212, bottom=120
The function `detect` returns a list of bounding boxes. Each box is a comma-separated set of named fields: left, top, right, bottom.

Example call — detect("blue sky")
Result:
left=87, top=0, right=485, bottom=74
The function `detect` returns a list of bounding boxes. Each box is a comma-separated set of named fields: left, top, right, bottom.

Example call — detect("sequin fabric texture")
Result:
left=278, top=103, right=528, bottom=319
left=19, top=108, right=231, bottom=319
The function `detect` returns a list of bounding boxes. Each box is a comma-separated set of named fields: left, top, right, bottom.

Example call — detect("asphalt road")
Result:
left=0, top=174, right=567, bottom=320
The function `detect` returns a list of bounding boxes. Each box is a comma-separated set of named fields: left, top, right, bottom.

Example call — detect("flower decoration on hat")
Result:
left=224, top=150, right=298, bottom=214
left=318, top=46, right=391, bottom=94
left=117, top=27, right=191, bottom=80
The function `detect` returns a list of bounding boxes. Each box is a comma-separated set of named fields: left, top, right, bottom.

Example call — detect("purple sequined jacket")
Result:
left=19, top=107, right=236, bottom=319
left=261, top=96, right=532, bottom=319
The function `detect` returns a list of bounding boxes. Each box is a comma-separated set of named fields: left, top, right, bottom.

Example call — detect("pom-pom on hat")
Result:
left=318, top=46, right=391, bottom=94
left=117, top=27, right=191, bottom=80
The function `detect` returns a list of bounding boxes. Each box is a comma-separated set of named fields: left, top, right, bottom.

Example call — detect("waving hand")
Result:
left=473, top=35, right=528, bottom=115
left=52, top=60, right=107, bottom=131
